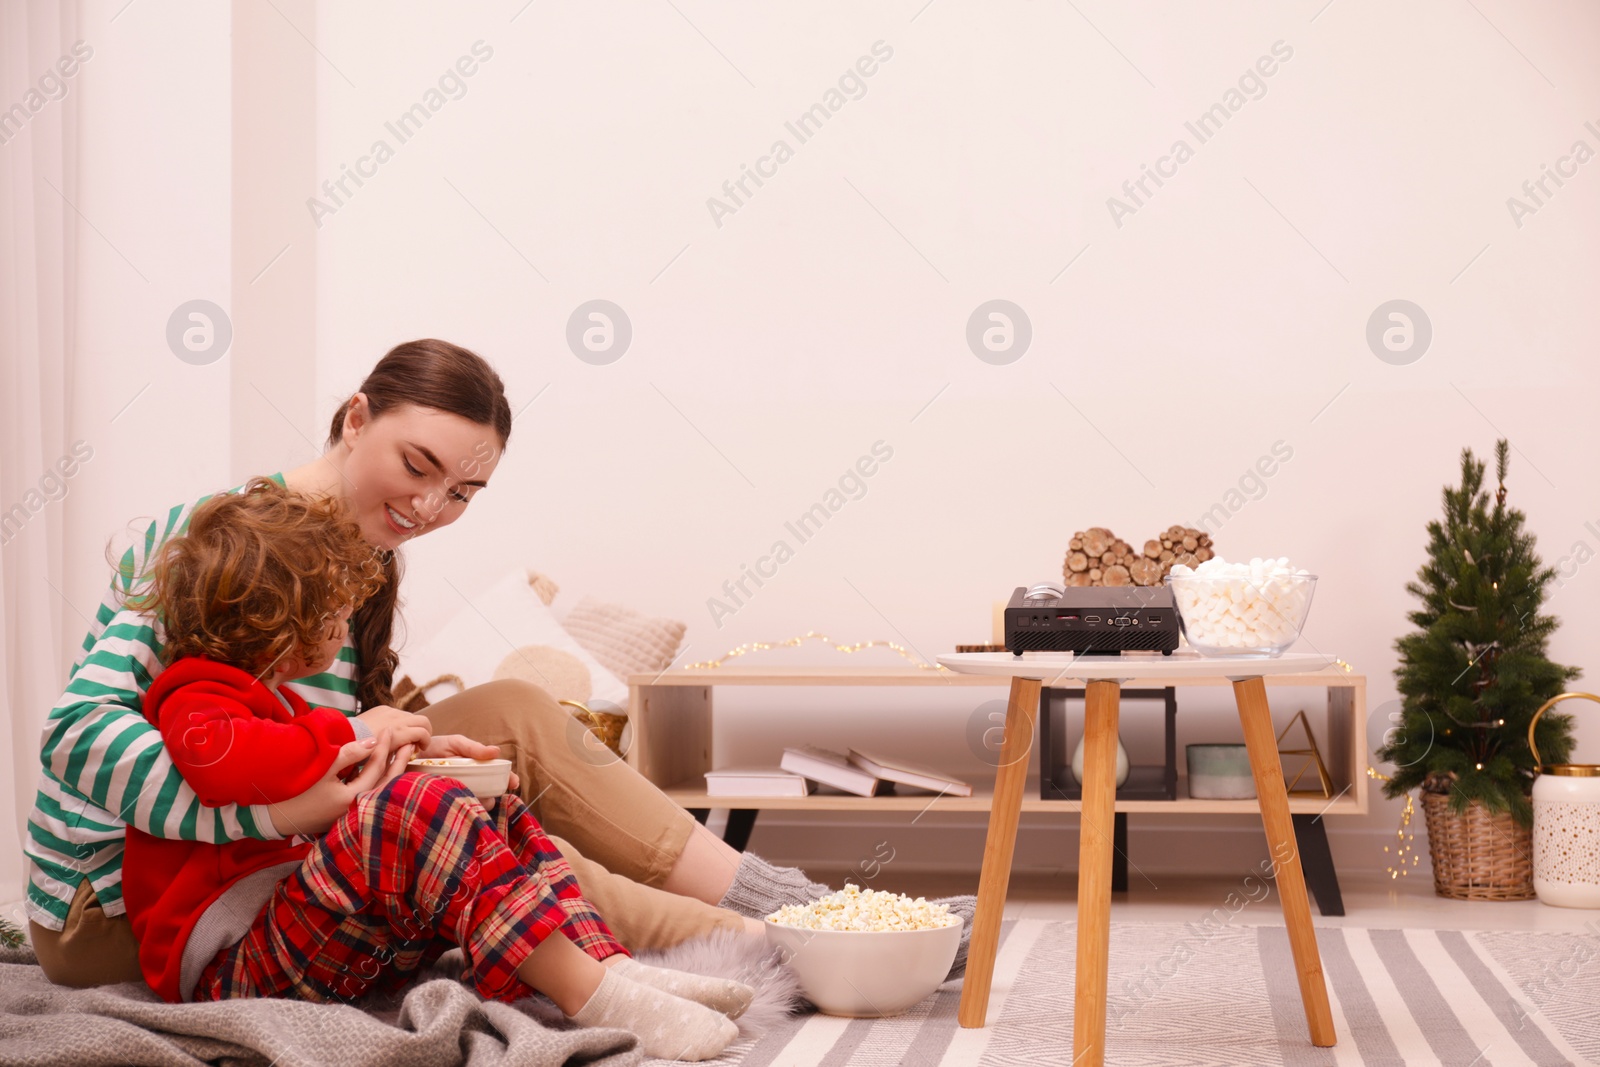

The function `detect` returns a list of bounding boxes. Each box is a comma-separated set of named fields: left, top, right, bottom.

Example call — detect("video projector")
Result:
left=1004, top=582, right=1180, bottom=655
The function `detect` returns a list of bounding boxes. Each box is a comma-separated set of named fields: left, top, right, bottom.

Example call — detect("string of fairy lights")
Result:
left=1367, top=766, right=1421, bottom=879
left=683, top=636, right=1415, bottom=878
left=682, top=631, right=946, bottom=671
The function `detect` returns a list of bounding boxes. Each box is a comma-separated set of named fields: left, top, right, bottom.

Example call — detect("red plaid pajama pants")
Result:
left=194, top=771, right=627, bottom=1004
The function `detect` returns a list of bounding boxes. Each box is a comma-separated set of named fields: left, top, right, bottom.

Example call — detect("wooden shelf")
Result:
left=628, top=665, right=1360, bottom=688
left=626, top=666, right=1368, bottom=819
left=668, top=777, right=1363, bottom=816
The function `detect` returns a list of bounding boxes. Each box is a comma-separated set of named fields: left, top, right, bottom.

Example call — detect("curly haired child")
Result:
left=120, top=478, right=750, bottom=1060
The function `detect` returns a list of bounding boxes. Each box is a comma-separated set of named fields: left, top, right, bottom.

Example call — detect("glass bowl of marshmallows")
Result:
left=1165, top=557, right=1316, bottom=657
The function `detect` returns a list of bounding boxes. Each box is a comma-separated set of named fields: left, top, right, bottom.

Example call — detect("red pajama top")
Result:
left=122, top=657, right=356, bottom=1003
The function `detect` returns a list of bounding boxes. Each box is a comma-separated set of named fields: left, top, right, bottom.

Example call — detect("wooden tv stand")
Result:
left=624, top=663, right=1366, bottom=914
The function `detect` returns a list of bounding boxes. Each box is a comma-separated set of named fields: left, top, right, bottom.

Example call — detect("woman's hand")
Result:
left=355, top=705, right=432, bottom=750
left=267, top=729, right=412, bottom=837
left=414, top=733, right=521, bottom=791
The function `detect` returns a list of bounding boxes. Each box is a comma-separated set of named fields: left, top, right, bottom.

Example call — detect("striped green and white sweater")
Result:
left=23, top=474, right=364, bottom=929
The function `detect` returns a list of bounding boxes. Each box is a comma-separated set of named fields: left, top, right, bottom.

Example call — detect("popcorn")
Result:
left=765, top=884, right=961, bottom=932
left=1168, top=556, right=1314, bottom=651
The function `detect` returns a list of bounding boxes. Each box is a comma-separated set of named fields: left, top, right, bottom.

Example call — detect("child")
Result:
left=121, top=478, right=750, bottom=1060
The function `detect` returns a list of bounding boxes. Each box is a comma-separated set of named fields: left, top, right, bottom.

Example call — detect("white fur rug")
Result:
left=633, top=929, right=805, bottom=1038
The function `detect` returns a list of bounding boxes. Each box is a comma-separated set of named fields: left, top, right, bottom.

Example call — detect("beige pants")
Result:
left=422, top=679, right=746, bottom=948
left=29, top=879, right=145, bottom=988
left=31, top=678, right=744, bottom=987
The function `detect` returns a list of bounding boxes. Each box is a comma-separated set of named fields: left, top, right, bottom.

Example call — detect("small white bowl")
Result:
left=764, top=918, right=962, bottom=1017
left=406, top=757, right=512, bottom=798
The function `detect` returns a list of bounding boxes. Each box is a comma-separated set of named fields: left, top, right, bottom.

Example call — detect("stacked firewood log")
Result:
left=1063, top=525, right=1215, bottom=587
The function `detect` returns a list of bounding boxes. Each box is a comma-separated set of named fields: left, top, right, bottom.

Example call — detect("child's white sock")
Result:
left=606, top=956, right=755, bottom=1019
left=568, top=967, right=737, bottom=1062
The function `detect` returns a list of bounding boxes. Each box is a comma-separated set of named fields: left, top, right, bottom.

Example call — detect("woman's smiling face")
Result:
left=338, top=396, right=503, bottom=551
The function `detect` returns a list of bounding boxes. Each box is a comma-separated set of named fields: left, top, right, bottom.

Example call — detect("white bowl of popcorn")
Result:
left=406, top=757, right=513, bottom=798
left=1165, top=557, right=1317, bottom=657
left=764, top=885, right=962, bottom=1017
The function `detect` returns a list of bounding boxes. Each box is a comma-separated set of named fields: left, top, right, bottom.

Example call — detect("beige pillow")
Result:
left=399, top=570, right=628, bottom=709
left=492, top=645, right=593, bottom=704
left=562, top=595, right=687, bottom=681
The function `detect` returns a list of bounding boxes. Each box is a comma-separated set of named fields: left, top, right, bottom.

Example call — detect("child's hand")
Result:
left=268, top=730, right=397, bottom=837
left=355, top=706, right=433, bottom=750
left=385, top=742, right=417, bottom=781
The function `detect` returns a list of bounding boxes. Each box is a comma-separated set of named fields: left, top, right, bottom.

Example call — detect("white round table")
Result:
left=937, top=651, right=1338, bottom=1064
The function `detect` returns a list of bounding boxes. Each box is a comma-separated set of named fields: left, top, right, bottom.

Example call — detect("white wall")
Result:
left=29, top=2, right=1599, bottom=885
left=308, top=1, right=1600, bottom=877
left=0, top=0, right=236, bottom=909
left=63, top=0, right=235, bottom=642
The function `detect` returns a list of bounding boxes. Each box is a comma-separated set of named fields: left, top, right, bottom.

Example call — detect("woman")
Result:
left=117, top=479, right=745, bottom=1059
left=24, top=338, right=973, bottom=987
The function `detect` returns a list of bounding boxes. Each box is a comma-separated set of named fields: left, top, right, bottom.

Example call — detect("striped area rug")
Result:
left=653, top=919, right=1600, bottom=1066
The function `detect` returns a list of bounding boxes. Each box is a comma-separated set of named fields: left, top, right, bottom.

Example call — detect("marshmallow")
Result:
left=1168, top=556, right=1313, bottom=653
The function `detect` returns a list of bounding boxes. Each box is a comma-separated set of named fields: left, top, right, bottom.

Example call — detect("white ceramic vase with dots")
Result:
left=1530, top=693, right=1600, bottom=909
left=1533, top=775, right=1600, bottom=908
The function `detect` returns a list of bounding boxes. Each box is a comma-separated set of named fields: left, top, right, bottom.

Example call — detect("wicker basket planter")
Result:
left=1421, top=791, right=1535, bottom=901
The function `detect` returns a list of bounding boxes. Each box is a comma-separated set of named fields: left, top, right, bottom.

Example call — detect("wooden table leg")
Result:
left=958, top=675, right=1040, bottom=1028
left=1233, top=676, right=1337, bottom=1048
left=1073, top=679, right=1121, bottom=1067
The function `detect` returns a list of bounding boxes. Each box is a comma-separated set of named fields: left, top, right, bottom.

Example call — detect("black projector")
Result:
left=1005, top=583, right=1179, bottom=655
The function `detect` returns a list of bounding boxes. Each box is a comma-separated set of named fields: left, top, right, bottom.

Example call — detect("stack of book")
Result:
left=704, top=746, right=972, bottom=798
left=701, top=766, right=815, bottom=797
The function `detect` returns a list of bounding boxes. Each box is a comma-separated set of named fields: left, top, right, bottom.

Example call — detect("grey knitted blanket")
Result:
left=0, top=944, right=642, bottom=1067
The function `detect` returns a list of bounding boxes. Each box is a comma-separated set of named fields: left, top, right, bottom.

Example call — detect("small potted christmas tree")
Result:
left=1378, top=440, right=1579, bottom=899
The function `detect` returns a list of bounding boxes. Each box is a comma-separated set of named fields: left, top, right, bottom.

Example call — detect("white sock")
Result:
left=568, top=967, right=737, bottom=1061
left=607, top=956, right=755, bottom=1019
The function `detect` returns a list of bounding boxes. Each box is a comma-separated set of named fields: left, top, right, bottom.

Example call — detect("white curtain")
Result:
left=0, top=0, right=79, bottom=906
